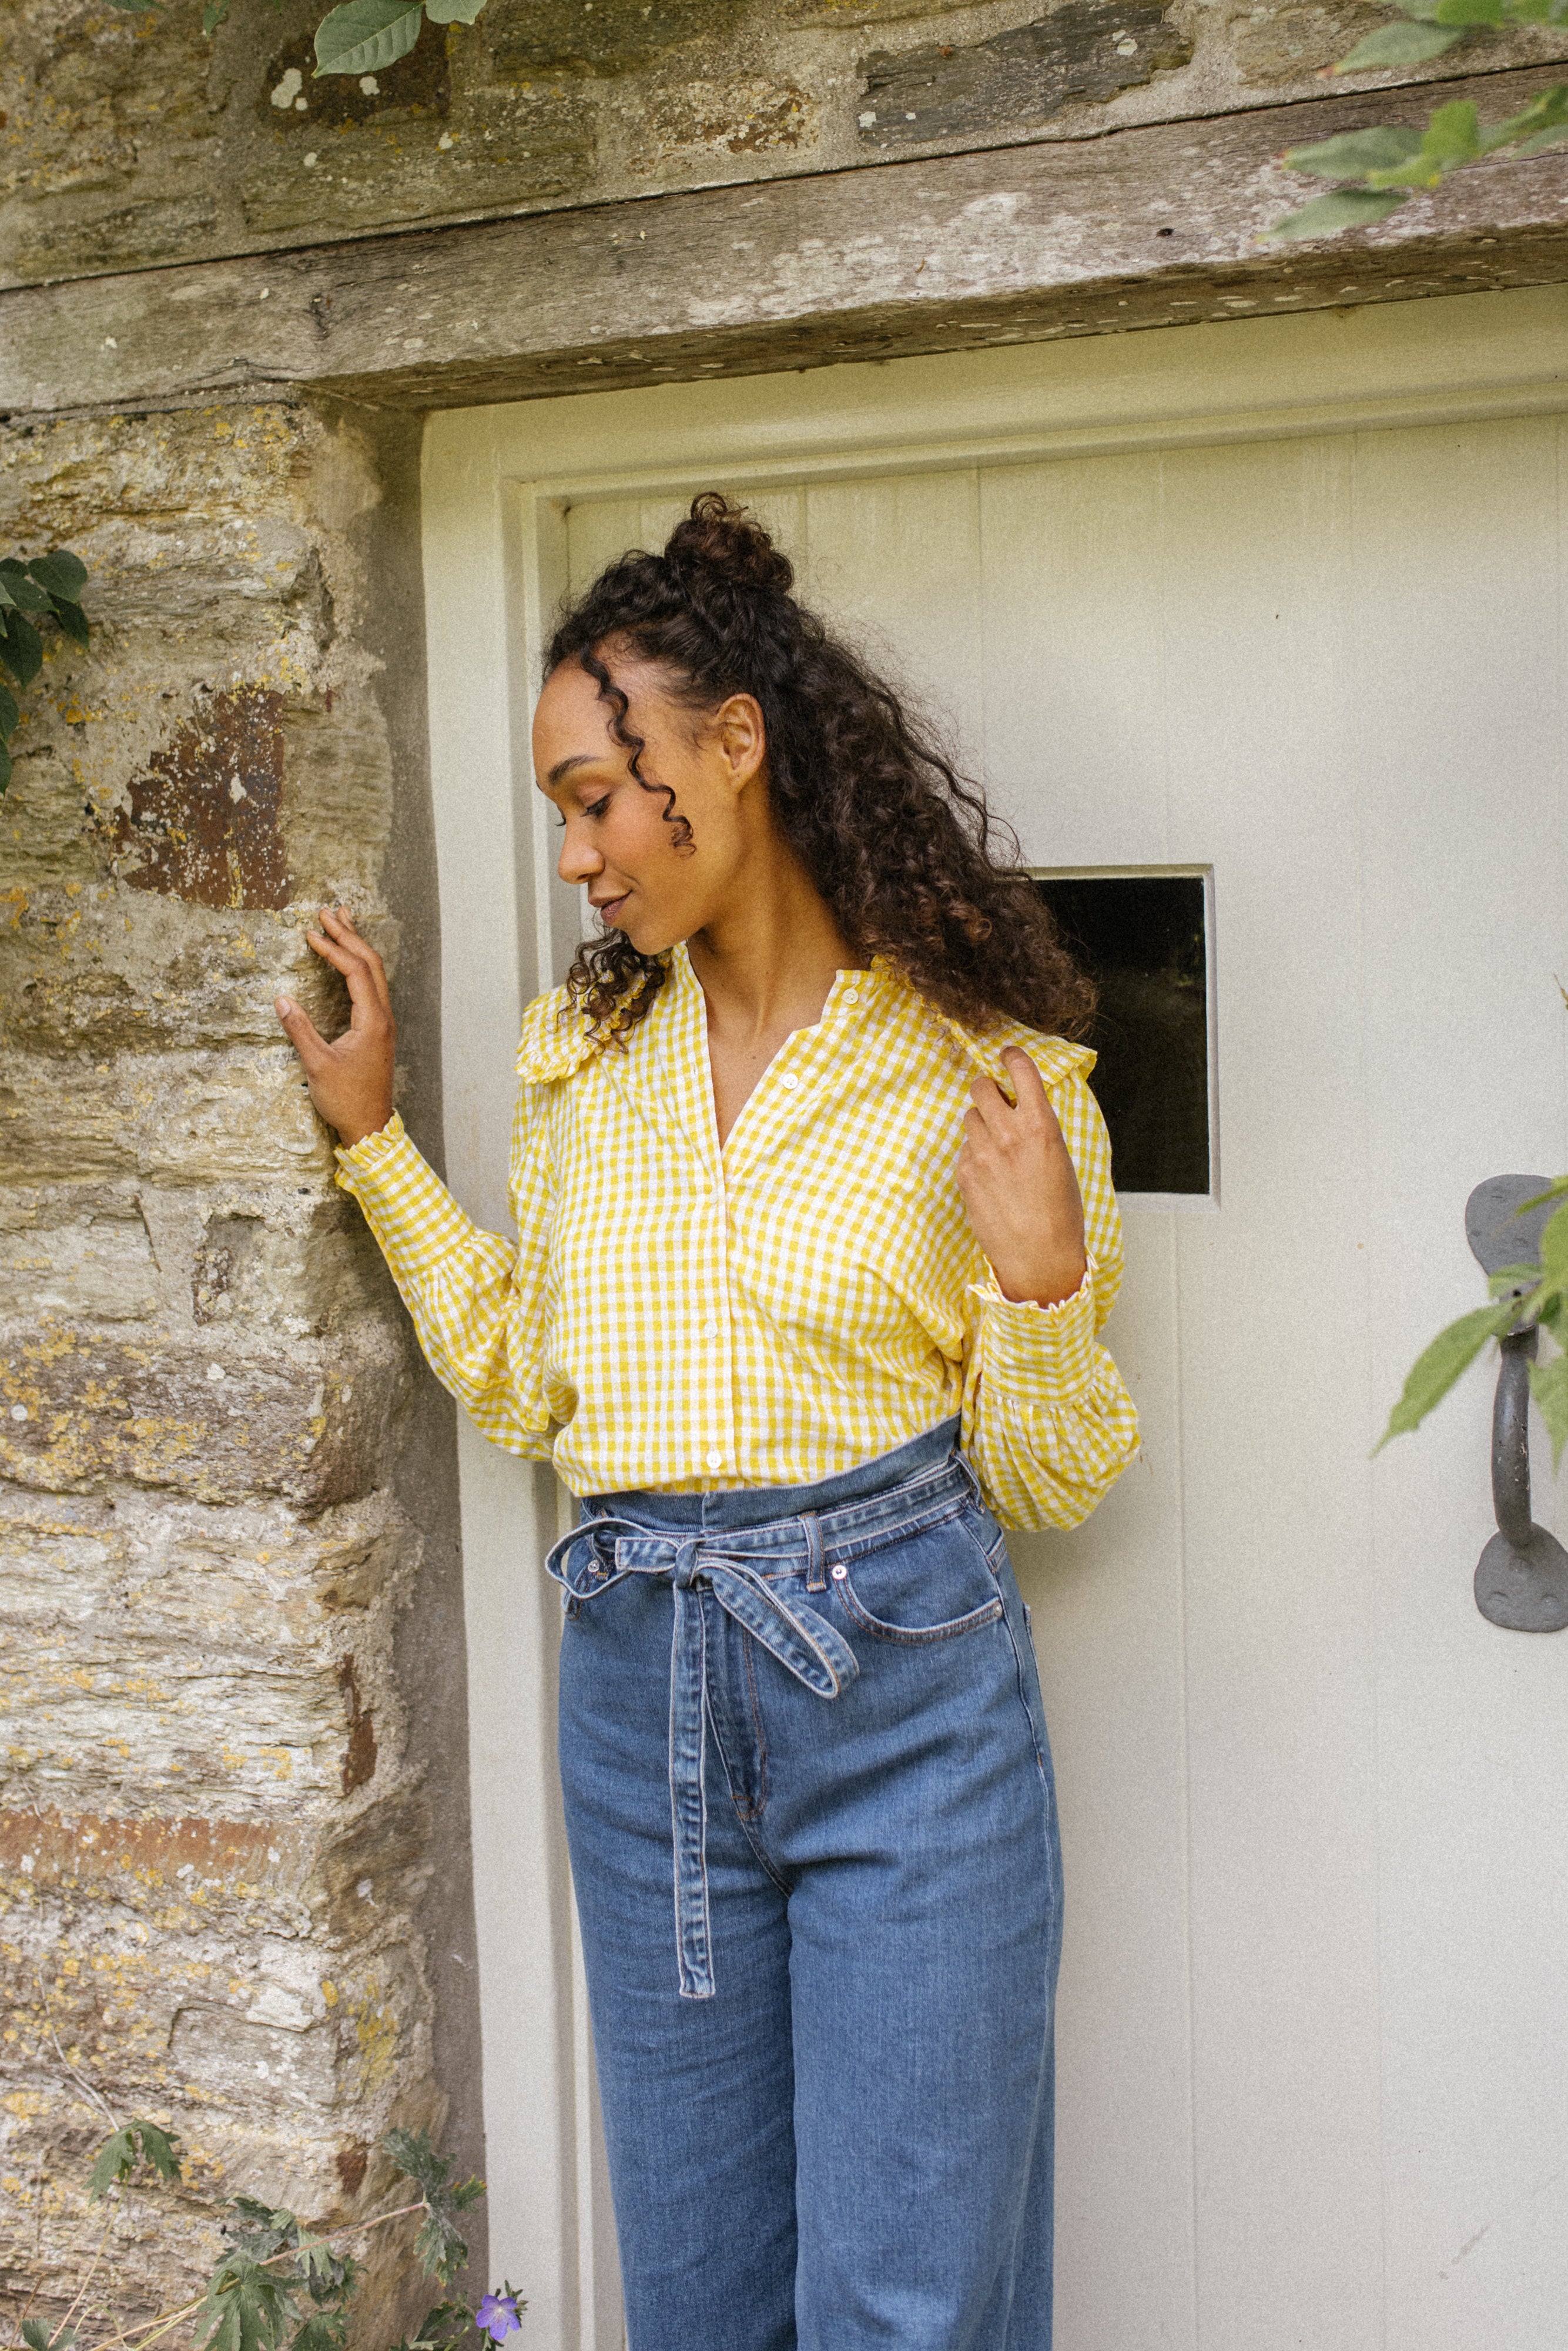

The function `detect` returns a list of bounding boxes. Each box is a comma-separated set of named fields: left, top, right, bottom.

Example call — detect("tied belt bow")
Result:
left=545, top=1516, right=860, bottom=1999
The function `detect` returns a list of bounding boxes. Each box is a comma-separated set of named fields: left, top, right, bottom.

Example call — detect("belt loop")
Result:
left=801, top=1511, right=825, bottom=1592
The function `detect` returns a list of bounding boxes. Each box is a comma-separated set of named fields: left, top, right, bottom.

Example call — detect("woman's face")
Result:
left=533, top=652, right=767, bottom=956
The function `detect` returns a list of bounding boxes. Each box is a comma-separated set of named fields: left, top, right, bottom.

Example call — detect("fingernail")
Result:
left=276, top=996, right=294, bottom=1016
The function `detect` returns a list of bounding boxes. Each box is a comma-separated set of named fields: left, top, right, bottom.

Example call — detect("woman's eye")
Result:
left=585, top=796, right=611, bottom=820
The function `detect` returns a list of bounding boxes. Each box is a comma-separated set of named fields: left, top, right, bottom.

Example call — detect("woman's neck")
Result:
left=688, top=855, right=858, bottom=1050
left=687, top=849, right=860, bottom=1145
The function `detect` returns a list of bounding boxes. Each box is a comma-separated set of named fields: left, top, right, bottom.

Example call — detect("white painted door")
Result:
left=423, top=286, right=1568, bottom=2351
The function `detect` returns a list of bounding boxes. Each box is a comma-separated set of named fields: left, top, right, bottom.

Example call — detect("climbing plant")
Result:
left=1264, top=0, right=1568, bottom=239
left=0, top=551, right=91, bottom=798
left=2, top=2115, right=525, bottom=2351
left=1379, top=1177, right=1568, bottom=1456
left=105, top=0, right=490, bottom=76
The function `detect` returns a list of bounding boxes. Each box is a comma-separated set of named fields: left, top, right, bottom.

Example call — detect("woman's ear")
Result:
left=715, top=693, right=767, bottom=792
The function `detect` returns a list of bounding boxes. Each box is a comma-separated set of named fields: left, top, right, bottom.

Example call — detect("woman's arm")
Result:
left=276, top=908, right=557, bottom=1458
left=957, top=1051, right=1140, bottom=1531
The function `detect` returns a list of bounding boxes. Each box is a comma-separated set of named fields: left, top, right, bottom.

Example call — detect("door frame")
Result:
left=417, top=282, right=1568, bottom=2351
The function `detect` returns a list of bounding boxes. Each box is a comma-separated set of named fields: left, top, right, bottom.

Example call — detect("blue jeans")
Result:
left=550, top=1419, right=1064, bottom=2351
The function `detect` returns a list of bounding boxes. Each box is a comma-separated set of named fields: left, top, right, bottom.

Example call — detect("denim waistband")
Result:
left=586, top=1414, right=965, bottom=1539
left=549, top=1415, right=977, bottom=2001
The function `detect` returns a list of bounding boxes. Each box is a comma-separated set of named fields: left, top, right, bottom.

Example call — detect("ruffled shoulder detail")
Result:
left=929, top=1003, right=1097, bottom=1100
left=515, top=984, right=608, bottom=1085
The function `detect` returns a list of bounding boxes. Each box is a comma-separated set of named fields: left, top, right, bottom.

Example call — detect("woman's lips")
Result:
left=592, top=893, right=628, bottom=927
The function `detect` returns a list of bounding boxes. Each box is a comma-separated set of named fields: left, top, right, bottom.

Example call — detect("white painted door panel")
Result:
left=427, top=293, right=1568, bottom=2350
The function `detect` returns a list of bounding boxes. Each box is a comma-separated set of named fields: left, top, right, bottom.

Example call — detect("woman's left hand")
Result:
left=956, top=1047, right=1088, bottom=1309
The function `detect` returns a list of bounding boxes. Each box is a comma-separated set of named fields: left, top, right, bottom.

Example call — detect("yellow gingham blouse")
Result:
left=335, top=946, right=1139, bottom=1531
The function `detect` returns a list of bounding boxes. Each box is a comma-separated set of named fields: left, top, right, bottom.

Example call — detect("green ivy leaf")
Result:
left=1487, top=79, right=1568, bottom=148
left=0, top=741, right=12, bottom=797
left=1535, top=1290, right=1568, bottom=1347
left=425, top=0, right=487, bottom=17
left=0, top=612, right=45, bottom=688
left=0, top=566, right=55, bottom=615
left=297, top=2236, right=354, bottom=2301
left=290, top=2312, right=349, bottom=2351
left=1536, top=1198, right=1568, bottom=1285
left=1375, top=1298, right=1519, bottom=1449
left=1365, top=98, right=1483, bottom=183
left=26, top=550, right=88, bottom=601
left=198, top=2257, right=298, bottom=2351
left=87, top=2127, right=140, bottom=2201
left=49, top=600, right=91, bottom=649
left=226, top=2201, right=300, bottom=2263
left=87, top=2120, right=185, bottom=2200
left=313, top=0, right=426, bottom=75
left=383, top=2129, right=484, bottom=2286
left=1285, top=125, right=1425, bottom=178
left=1530, top=1349, right=1568, bottom=1467
left=134, top=2122, right=183, bottom=2182
left=0, top=685, right=18, bottom=740
left=1336, top=19, right=1465, bottom=64
left=1261, top=188, right=1409, bottom=240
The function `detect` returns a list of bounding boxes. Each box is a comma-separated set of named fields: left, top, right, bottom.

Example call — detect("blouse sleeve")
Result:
left=960, top=1064, right=1141, bottom=1531
left=333, top=1089, right=558, bottom=1459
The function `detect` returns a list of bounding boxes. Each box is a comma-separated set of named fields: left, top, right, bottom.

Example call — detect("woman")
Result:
left=276, top=495, right=1138, bottom=2351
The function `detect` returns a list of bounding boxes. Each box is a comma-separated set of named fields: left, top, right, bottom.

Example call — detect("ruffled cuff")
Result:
left=334, top=1108, right=407, bottom=1180
left=333, top=1113, right=477, bottom=1281
left=969, top=1258, right=1099, bottom=1406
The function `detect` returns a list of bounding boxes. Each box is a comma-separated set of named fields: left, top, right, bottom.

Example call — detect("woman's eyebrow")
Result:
left=544, top=753, right=601, bottom=789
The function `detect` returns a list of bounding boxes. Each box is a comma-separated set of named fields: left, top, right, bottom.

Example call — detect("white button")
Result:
left=706, top=1449, right=724, bottom=1472
left=843, top=989, right=859, bottom=1006
left=830, top=1563, right=847, bottom=1580
left=780, top=1072, right=799, bottom=1091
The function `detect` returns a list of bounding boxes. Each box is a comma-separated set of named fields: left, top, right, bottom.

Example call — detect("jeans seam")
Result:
left=741, top=1630, right=770, bottom=1819
left=956, top=1503, right=1006, bottom=1583
left=998, top=1603, right=1054, bottom=1804
left=735, top=1807, right=795, bottom=1898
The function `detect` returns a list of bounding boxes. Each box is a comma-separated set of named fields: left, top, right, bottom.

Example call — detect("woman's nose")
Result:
left=557, top=823, right=602, bottom=886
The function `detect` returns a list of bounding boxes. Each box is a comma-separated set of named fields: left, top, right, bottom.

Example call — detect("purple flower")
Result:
left=474, top=2293, right=522, bottom=2345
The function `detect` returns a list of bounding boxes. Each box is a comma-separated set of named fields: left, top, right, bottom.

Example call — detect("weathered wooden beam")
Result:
left=3, top=68, right=1566, bottom=418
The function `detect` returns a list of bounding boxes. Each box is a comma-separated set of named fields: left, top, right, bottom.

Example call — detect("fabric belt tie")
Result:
left=546, top=1514, right=860, bottom=1999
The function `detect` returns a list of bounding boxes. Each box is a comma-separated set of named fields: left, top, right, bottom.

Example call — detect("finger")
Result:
left=1000, top=1047, right=1051, bottom=1118
left=275, top=996, right=331, bottom=1071
left=317, top=906, right=392, bottom=1016
left=306, top=927, right=391, bottom=1026
left=967, top=1073, right=1009, bottom=1131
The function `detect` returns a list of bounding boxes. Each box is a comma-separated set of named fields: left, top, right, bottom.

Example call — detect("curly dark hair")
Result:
left=544, top=492, right=1094, bottom=1043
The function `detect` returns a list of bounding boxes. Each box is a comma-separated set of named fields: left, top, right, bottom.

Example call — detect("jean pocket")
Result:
left=827, top=1512, right=1004, bottom=1646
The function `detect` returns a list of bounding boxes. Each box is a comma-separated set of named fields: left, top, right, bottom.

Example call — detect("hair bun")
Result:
left=664, top=492, right=794, bottom=596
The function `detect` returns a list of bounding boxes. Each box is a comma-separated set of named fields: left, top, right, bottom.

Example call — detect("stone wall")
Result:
left=3, top=0, right=1567, bottom=2343
left=0, top=393, right=483, bottom=2346
left=5, top=0, right=1567, bottom=290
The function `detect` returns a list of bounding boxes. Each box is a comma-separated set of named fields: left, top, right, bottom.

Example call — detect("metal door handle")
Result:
left=1465, top=1174, right=1568, bottom=1632
left=1492, top=1327, right=1537, bottom=1553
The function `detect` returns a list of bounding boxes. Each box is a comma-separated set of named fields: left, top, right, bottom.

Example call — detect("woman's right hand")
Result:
left=274, top=905, right=397, bottom=1148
